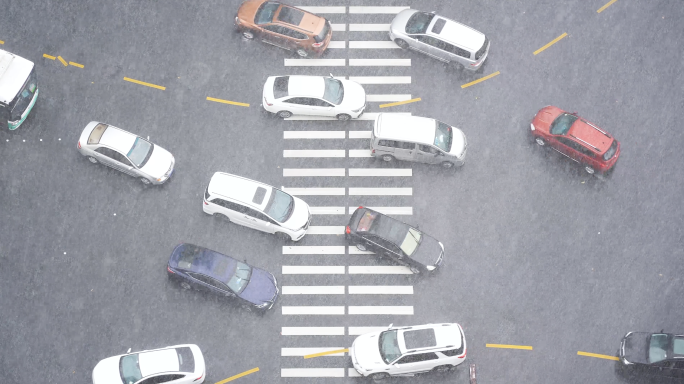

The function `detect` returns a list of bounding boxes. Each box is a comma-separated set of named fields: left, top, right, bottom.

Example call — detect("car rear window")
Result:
left=550, top=113, right=578, bottom=135
left=278, top=6, right=304, bottom=26
left=178, top=245, right=202, bottom=269
left=356, top=210, right=377, bottom=232
left=602, top=139, right=618, bottom=161
left=255, top=1, right=280, bottom=25
left=204, top=187, right=210, bottom=201
left=405, top=12, right=435, bottom=34
left=88, top=123, right=109, bottom=144
left=404, top=329, right=437, bottom=349
left=475, top=36, right=489, bottom=60
left=273, top=76, right=289, bottom=99
left=314, top=21, right=330, bottom=43
left=431, top=18, right=446, bottom=34
left=176, top=347, right=195, bottom=373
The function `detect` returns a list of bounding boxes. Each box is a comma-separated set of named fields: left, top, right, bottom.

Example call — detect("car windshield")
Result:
left=9, top=68, right=38, bottom=122
left=119, top=354, right=142, bottom=384
left=226, top=262, right=252, bottom=293
left=254, top=1, right=280, bottom=24
left=127, top=137, right=153, bottom=168
left=550, top=113, right=578, bottom=135
left=648, top=334, right=670, bottom=363
left=434, top=121, right=452, bottom=152
left=265, top=188, right=294, bottom=223
left=322, top=78, right=344, bottom=105
left=379, top=330, right=402, bottom=364
left=405, top=12, right=434, bottom=34
left=400, top=228, right=422, bottom=256
left=603, top=139, right=618, bottom=161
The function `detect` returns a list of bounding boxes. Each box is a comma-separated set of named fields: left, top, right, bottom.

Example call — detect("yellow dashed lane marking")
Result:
left=43, top=54, right=56, bottom=60
left=577, top=351, right=619, bottom=361
left=461, top=71, right=500, bottom=89
left=304, top=348, right=349, bottom=359
left=69, top=61, right=84, bottom=68
left=597, top=0, right=618, bottom=13
left=214, top=367, right=259, bottom=384
left=123, top=77, right=166, bottom=90
left=534, top=33, right=568, bottom=55
left=0, top=40, right=4, bottom=45
left=206, top=96, right=250, bottom=107
left=486, top=344, right=533, bottom=350
left=57, top=56, right=68, bottom=66
left=379, top=98, right=421, bottom=108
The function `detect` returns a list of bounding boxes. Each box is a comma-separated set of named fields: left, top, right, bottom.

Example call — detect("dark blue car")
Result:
left=167, top=243, right=279, bottom=310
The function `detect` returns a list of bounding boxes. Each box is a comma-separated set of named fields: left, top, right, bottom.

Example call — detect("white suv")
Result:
left=203, top=172, right=311, bottom=241
left=351, top=323, right=467, bottom=381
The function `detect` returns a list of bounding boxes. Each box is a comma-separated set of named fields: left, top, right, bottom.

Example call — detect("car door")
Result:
left=236, top=205, right=267, bottom=232
left=136, top=373, right=186, bottom=384
left=359, top=234, right=383, bottom=254
left=93, top=147, right=120, bottom=169
left=111, top=151, right=139, bottom=177
left=416, top=144, right=442, bottom=164
left=553, top=137, right=582, bottom=163
left=391, top=352, right=440, bottom=375
left=375, top=237, right=405, bottom=263
left=260, top=25, right=292, bottom=50
left=308, top=97, right=336, bottom=116
left=392, top=141, right=416, bottom=161
left=282, top=97, right=309, bottom=115
left=413, top=35, right=448, bottom=62
left=673, top=361, right=684, bottom=378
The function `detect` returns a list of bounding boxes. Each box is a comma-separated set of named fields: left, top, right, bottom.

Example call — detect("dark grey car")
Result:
left=618, top=331, right=684, bottom=379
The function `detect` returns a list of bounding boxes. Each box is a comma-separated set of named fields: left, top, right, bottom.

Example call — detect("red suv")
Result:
left=531, top=106, right=620, bottom=174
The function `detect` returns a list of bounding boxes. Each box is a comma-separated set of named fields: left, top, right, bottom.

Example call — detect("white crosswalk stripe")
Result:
left=295, top=6, right=346, bottom=13
left=348, top=149, right=372, bottom=157
left=349, top=24, right=391, bottom=32
left=310, top=206, right=346, bottom=215
left=328, top=41, right=346, bottom=49
left=284, top=131, right=345, bottom=139
left=348, top=76, right=411, bottom=84
left=282, top=187, right=345, bottom=196
left=281, top=348, right=347, bottom=357
left=348, top=306, right=414, bottom=315
left=348, top=246, right=374, bottom=255
left=349, top=58, right=411, bottom=66
left=283, top=168, right=345, bottom=177
left=349, top=187, right=413, bottom=195
left=281, top=368, right=345, bottom=378
left=348, top=168, right=412, bottom=176
left=307, top=226, right=345, bottom=234
left=366, top=94, right=412, bottom=102
left=348, top=6, right=410, bottom=13
left=349, top=206, right=413, bottom=215
left=331, top=23, right=346, bottom=31
left=348, top=368, right=362, bottom=377
left=348, top=286, right=413, bottom=294
left=349, top=41, right=399, bottom=49
left=282, top=266, right=345, bottom=274
left=283, top=246, right=346, bottom=254
left=285, top=59, right=346, bottom=66
left=348, top=326, right=394, bottom=335
left=283, top=149, right=345, bottom=158
left=348, top=265, right=413, bottom=274
left=348, top=131, right=371, bottom=139
left=282, top=286, right=345, bottom=295
left=282, top=327, right=345, bottom=336
left=282, top=306, right=345, bottom=315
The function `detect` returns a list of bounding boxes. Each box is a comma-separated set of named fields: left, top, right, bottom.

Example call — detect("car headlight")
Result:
left=256, top=302, right=269, bottom=308
left=426, top=265, right=436, bottom=271
left=530, top=123, right=536, bottom=131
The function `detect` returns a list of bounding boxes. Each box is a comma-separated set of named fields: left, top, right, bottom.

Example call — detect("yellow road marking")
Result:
left=123, top=77, right=166, bottom=90
left=69, top=61, right=84, bottom=68
left=461, top=71, right=500, bottom=89
left=577, top=351, right=619, bottom=361
left=486, top=344, right=533, bottom=350
left=206, top=96, right=250, bottom=107
left=57, top=56, right=68, bottom=66
left=303, top=348, right=349, bottom=359
left=43, top=54, right=56, bottom=60
left=0, top=40, right=4, bottom=45
left=534, top=33, right=568, bottom=55
left=214, top=367, right=259, bottom=384
left=379, top=97, right=421, bottom=108
left=597, top=0, right=618, bottom=13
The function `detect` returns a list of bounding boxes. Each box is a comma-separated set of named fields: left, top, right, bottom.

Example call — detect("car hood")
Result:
left=339, top=80, right=366, bottom=111
left=282, top=197, right=310, bottom=231
left=448, top=128, right=467, bottom=158
left=622, top=332, right=650, bottom=364
left=353, top=332, right=387, bottom=369
left=140, top=145, right=174, bottom=179
left=92, top=356, right=123, bottom=384
left=411, top=234, right=443, bottom=267
left=240, top=268, right=277, bottom=305
left=532, top=105, right=563, bottom=133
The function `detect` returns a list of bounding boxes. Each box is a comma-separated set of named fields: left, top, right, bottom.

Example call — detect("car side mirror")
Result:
left=388, top=323, right=393, bottom=329
left=329, top=73, right=334, bottom=78
left=127, top=348, right=132, bottom=353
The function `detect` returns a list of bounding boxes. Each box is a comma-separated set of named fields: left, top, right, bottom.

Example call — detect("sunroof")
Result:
left=431, top=18, right=446, bottom=34
left=404, top=329, right=437, bottom=350
left=278, top=6, right=304, bottom=26
left=253, top=187, right=267, bottom=204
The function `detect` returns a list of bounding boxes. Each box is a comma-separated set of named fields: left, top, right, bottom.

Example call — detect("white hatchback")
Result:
left=262, top=75, right=367, bottom=120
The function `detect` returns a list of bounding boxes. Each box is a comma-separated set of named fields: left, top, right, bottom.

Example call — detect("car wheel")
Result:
left=276, top=232, right=290, bottom=241
left=215, top=213, right=231, bottom=222
left=382, top=154, right=394, bottom=162
left=371, top=373, right=390, bottom=381
left=296, top=48, right=308, bottom=57
left=585, top=166, right=595, bottom=174
left=356, top=243, right=367, bottom=251
left=87, top=156, right=98, bottom=164
left=140, top=177, right=151, bottom=185
left=535, top=137, right=545, bottom=146
left=394, top=39, right=409, bottom=49
left=434, top=365, right=452, bottom=373
left=180, top=282, right=191, bottom=290
left=409, top=266, right=421, bottom=274
left=242, top=30, right=254, bottom=39
left=278, top=110, right=293, bottom=119
left=336, top=113, right=351, bottom=121
left=441, top=161, right=454, bottom=169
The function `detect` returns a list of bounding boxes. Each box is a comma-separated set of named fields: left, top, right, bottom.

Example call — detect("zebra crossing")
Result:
left=279, top=4, right=417, bottom=380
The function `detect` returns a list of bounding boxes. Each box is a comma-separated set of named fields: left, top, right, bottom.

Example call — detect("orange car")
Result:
left=235, top=0, right=332, bottom=57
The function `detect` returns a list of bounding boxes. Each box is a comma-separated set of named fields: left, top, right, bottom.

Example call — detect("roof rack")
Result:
left=582, top=119, right=611, bottom=138
left=570, top=134, right=601, bottom=153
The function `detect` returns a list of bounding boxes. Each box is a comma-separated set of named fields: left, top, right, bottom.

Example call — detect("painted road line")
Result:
left=597, top=0, right=618, bottom=13
left=348, top=168, right=412, bottom=177
left=461, top=71, right=501, bottom=89
left=349, top=24, right=390, bottom=32
left=349, top=76, right=411, bottom=84
left=348, top=306, right=414, bottom=315
left=348, top=368, right=362, bottom=377
left=349, top=207, right=413, bottom=215
left=284, top=131, right=345, bottom=139
left=43, top=54, right=56, bottom=60
left=348, top=326, right=393, bottom=335
left=486, top=344, right=533, bottom=350
left=358, top=112, right=410, bottom=121
left=281, top=368, right=345, bottom=378
left=310, top=206, right=345, bottom=215
left=331, top=23, right=346, bottom=32
left=303, top=348, right=349, bottom=358
left=328, top=41, right=346, bottom=49
left=57, top=56, right=67, bottom=66
left=215, top=367, right=259, bottom=384
left=282, top=327, right=345, bottom=336
left=296, top=6, right=346, bottom=13
left=367, top=94, right=412, bottom=102
left=349, top=266, right=413, bottom=274
left=349, top=286, right=413, bottom=294
left=308, top=226, right=345, bottom=235
left=348, top=246, right=374, bottom=255
left=282, top=187, right=345, bottom=196
left=282, top=286, right=345, bottom=295
left=349, top=6, right=410, bottom=14
left=285, top=112, right=410, bottom=121
left=380, top=97, right=422, bottom=108
left=283, top=149, right=345, bottom=157
left=349, top=131, right=371, bottom=139
left=285, top=59, right=346, bottom=66
left=206, top=96, right=249, bottom=107
left=123, top=77, right=166, bottom=90
left=349, top=59, right=411, bottom=66
left=0, top=40, right=4, bottom=45
left=348, top=149, right=372, bottom=157
left=349, top=41, right=399, bottom=49
left=533, top=33, right=568, bottom=55
left=282, top=266, right=345, bottom=274
left=577, top=351, right=619, bottom=361
left=282, top=306, right=345, bottom=315
left=69, top=61, right=84, bottom=68
left=349, top=188, right=412, bottom=196
left=283, top=246, right=346, bottom=254
left=283, top=168, right=345, bottom=177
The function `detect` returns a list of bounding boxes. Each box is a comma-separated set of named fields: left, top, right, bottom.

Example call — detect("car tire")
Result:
left=381, top=154, right=394, bottom=162
left=215, top=213, right=231, bottom=222
left=336, top=113, right=351, bottom=121
left=296, top=48, right=308, bottom=57
left=371, top=373, right=390, bottom=381
left=278, top=110, right=293, bottom=119
left=87, top=156, right=98, bottom=164
left=276, top=232, right=290, bottom=241
left=356, top=243, right=367, bottom=251
left=441, top=161, right=454, bottom=169
left=585, top=166, right=595, bottom=174
left=535, top=137, right=545, bottom=146
left=434, top=365, right=452, bottom=373
left=140, top=177, right=151, bottom=185
left=242, top=30, right=254, bottom=39
left=394, top=39, right=409, bottom=49
left=180, top=282, right=191, bottom=290
left=409, top=266, right=421, bottom=274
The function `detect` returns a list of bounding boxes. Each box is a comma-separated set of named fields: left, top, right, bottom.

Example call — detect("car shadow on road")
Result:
left=614, top=361, right=684, bottom=383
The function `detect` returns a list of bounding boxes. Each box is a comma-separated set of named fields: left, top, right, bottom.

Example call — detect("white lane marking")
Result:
left=348, top=149, right=372, bottom=157
left=285, top=59, right=346, bottom=66
left=311, top=206, right=346, bottom=215
left=348, top=306, right=413, bottom=315
left=348, top=168, right=412, bottom=177
left=349, top=24, right=390, bottom=32
left=283, top=246, right=346, bottom=254
left=282, top=306, right=345, bottom=315
left=348, top=187, right=412, bottom=195
left=331, top=23, right=346, bottom=31
left=348, top=286, right=413, bottom=294
left=348, top=266, right=413, bottom=274
left=282, top=286, right=345, bottom=295
left=349, top=6, right=410, bottom=14
left=348, top=326, right=395, bottom=335
left=281, top=368, right=345, bottom=378
left=284, top=131, right=346, bottom=139
left=284, top=149, right=345, bottom=157
left=285, top=112, right=410, bottom=121
left=349, top=59, right=411, bottom=66
left=366, top=94, right=412, bottom=102
left=282, top=187, right=345, bottom=196
left=295, top=6, right=346, bottom=13
left=348, top=76, right=411, bottom=84
left=349, top=206, right=413, bottom=215
left=349, top=41, right=400, bottom=49
left=348, top=131, right=371, bottom=139
left=282, top=348, right=347, bottom=357
left=282, top=266, right=345, bottom=274
left=282, top=327, right=345, bottom=336
left=283, top=168, right=345, bottom=177
left=348, top=368, right=362, bottom=377
left=348, top=246, right=374, bottom=255
left=308, top=226, right=345, bottom=235
left=328, top=41, right=346, bottom=49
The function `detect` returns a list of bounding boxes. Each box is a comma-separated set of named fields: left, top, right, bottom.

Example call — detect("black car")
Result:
left=618, top=331, right=684, bottom=379
left=345, top=207, right=444, bottom=274
left=167, top=243, right=279, bottom=310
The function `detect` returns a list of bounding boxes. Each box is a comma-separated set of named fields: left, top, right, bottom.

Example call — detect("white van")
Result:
left=371, top=114, right=467, bottom=168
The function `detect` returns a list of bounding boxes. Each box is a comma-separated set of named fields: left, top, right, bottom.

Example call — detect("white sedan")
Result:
left=262, top=75, right=367, bottom=120
left=92, top=344, right=205, bottom=384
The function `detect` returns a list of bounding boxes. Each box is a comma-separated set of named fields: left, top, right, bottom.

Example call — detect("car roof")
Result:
left=275, top=5, right=322, bottom=32
left=398, top=324, right=462, bottom=352
left=375, top=114, right=436, bottom=145
left=286, top=76, right=325, bottom=98
left=139, top=348, right=180, bottom=376
left=568, top=118, right=613, bottom=153
left=207, top=172, right=273, bottom=211
left=428, top=16, right=485, bottom=52
left=98, top=124, right=137, bottom=152
left=0, top=49, right=34, bottom=104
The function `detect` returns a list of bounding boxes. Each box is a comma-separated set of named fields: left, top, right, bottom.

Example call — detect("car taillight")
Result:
left=312, top=41, right=324, bottom=48
left=345, top=226, right=351, bottom=234
left=193, top=372, right=204, bottom=382
left=77, top=141, right=81, bottom=149
left=371, top=149, right=375, bottom=154
left=457, top=348, right=466, bottom=358
left=235, top=16, right=241, bottom=25
left=167, top=266, right=175, bottom=274
left=203, top=200, right=208, bottom=205
left=263, top=96, right=273, bottom=106
left=358, top=206, right=363, bottom=209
